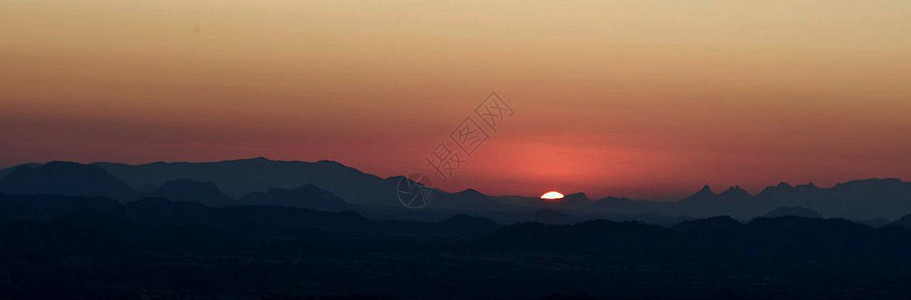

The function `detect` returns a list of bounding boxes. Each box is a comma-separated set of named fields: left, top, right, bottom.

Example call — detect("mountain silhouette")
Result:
left=5, top=191, right=911, bottom=299
left=892, top=214, right=911, bottom=229
left=3, top=158, right=911, bottom=220
left=0, top=162, right=136, bottom=201
left=0, top=193, right=121, bottom=220
left=556, top=192, right=591, bottom=208
left=238, top=184, right=353, bottom=212
left=762, top=206, right=822, bottom=219
left=93, top=158, right=397, bottom=207
left=437, top=188, right=495, bottom=209
left=146, top=179, right=235, bottom=207
left=439, top=214, right=500, bottom=233
left=120, top=197, right=368, bottom=231
left=757, top=182, right=796, bottom=198
left=719, top=185, right=752, bottom=199
left=672, top=216, right=741, bottom=232
left=688, top=184, right=717, bottom=200
left=582, top=179, right=911, bottom=220
left=0, top=163, right=38, bottom=180
left=123, top=197, right=214, bottom=226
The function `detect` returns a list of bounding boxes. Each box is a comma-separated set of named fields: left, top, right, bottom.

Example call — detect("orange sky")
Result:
left=2, top=1, right=910, bottom=200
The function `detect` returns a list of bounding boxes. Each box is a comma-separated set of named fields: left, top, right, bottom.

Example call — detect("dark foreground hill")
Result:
left=4, top=193, right=911, bottom=299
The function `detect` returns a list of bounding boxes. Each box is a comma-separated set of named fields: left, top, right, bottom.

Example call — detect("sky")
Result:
left=2, top=0, right=910, bottom=200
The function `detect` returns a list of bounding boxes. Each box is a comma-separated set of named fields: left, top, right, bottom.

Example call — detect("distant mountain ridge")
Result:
left=92, top=158, right=397, bottom=207
left=1, top=158, right=910, bottom=220
left=763, top=206, right=823, bottom=219
left=0, top=162, right=137, bottom=201
left=7, top=192, right=911, bottom=299
left=586, top=179, right=911, bottom=220
left=146, top=179, right=235, bottom=207
left=238, top=184, right=354, bottom=212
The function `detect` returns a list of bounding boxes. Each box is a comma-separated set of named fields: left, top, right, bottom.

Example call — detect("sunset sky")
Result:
left=2, top=1, right=910, bottom=200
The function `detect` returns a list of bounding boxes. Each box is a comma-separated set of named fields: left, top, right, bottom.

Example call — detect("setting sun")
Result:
left=540, top=191, right=565, bottom=200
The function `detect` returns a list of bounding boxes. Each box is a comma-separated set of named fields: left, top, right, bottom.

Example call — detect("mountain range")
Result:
left=3, top=159, right=911, bottom=299
left=6, top=190, right=911, bottom=299
left=2, top=157, right=911, bottom=221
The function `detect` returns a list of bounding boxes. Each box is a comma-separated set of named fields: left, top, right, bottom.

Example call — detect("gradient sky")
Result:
left=2, top=1, right=910, bottom=200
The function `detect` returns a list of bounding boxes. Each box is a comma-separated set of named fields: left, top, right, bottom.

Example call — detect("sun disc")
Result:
left=540, top=191, right=565, bottom=200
